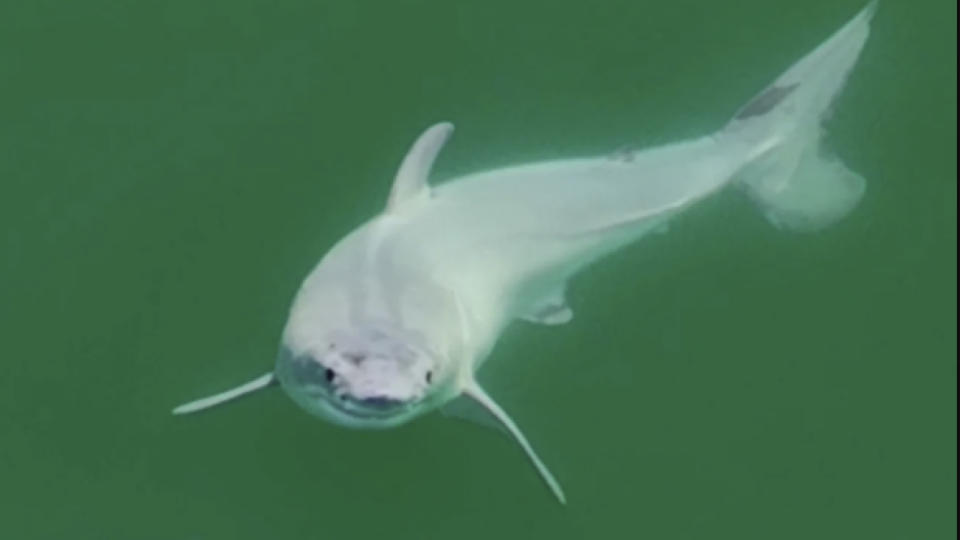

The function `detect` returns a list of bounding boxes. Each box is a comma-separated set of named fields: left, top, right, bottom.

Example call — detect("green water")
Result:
left=1, top=1, right=955, bottom=538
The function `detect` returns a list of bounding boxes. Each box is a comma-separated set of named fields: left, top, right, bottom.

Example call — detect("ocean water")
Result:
left=0, top=1, right=955, bottom=539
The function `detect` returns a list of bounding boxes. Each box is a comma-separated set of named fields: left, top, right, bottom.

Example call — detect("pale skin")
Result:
left=173, top=2, right=877, bottom=504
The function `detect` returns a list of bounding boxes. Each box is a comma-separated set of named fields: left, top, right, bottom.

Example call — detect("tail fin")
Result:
left=728, top=1, right=876, bottom=232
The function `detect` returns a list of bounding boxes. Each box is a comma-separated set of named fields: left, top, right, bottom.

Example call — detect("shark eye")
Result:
left=324, top=368, right=336, bottom=383
left=425, top=371, right=433, bottom=384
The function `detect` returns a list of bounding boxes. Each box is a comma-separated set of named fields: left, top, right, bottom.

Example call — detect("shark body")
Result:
left=174, top=3, right=878, bottom=503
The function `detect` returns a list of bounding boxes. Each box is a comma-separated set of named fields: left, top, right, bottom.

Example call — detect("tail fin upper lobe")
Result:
left=729, top=1, right=876, bottom=232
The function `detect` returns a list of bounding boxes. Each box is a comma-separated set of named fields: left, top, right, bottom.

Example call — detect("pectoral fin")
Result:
left=441, top=393, right=508, bottom=436
left=172, top=372, right=276, bottom=415
left=462, top=380, right=566, bottom=504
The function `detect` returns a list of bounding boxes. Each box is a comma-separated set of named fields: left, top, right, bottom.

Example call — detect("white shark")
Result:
left=173, top=3, right=877, bottom=504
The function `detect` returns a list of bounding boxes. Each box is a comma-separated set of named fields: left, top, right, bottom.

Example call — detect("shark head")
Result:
left=170, top=121, right=566, bottom=502
left=275, top=324, right=457, bottom=429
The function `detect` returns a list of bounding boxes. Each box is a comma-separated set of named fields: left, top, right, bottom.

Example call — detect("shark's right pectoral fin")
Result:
left=462, top=379, right=566, bottom=504
left=172, top=371, right=277, bottom=415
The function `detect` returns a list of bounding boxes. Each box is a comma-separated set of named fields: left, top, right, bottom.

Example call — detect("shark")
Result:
left=173, top=2, right=878, bottom=504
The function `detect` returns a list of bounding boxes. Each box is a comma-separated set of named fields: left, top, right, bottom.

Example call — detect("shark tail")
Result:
left=726, top=1, right=876, bottom=232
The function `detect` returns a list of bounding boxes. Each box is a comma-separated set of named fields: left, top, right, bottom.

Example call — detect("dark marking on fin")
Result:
left=735, top=83, right=799, bottom=119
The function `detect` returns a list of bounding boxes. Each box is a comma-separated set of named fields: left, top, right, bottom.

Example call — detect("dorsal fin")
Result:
left=386, top=122, right=454, bottom=212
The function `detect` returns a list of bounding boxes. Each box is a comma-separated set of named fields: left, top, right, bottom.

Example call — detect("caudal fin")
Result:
left=728, top=1, right=876, bottom=232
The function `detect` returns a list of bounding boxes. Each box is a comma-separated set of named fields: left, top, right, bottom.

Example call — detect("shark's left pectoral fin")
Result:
left=386, top=122, right=454, bottom=212
left=462, top=380, right=566, bottom=504
left=442, top=392, right=515, bottom=438
left=172, top=371, right=277, bottom=415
